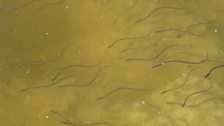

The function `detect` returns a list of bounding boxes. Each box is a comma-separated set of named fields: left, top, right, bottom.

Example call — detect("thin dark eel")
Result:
left=26, top=43, right=74, bottom=66
left=204, top=64, right=224, bottom=78
left=176, top=20, right=215, bottom=38
left=51, top=61, right=101, bottom=81
left=152, top=52, right=208, bottom=68
left=155, top=20, right=215, bottom=38
left=50, top=110, right=72, bottom=122
left=182, top=79, right=213, bottom=107
left=125, top=44, right=180, bottom=62
left=161, top=67, right=200, bottom=94
left=2, top=0, right=36, bottom=10
left=61, top=121, right=112, bottom=126
left=58, top=66, right=109, bottom=88
left=113, top=0, right=138, bottom=24
left=118, top=38, right=162, bottom=59
left=107, top=32, right=151, bottom=48
left=166, top=97, right=223, bottom=108
left=136, top=6, right=182, bottom=23
left=20, top=76, right=75, bottom=92
left=37, top=0, right=68, bottom=11
left=96, top=87, right=148, bottom=100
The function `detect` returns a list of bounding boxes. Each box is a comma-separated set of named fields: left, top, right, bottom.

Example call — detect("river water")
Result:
left=0, top=0, right=224, bottom=126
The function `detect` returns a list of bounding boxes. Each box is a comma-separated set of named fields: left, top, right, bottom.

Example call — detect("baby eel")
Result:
left=37, top=0, right=68, bottom=11
left=152, top=52, right=208, bottom=68
left=155, top=20, right=215, bottom=38
left=176, top=20, right=215, bottom=38
left=61, top=121, right=112, bottom=126
left=20, top=76, right=75, bottom=92
left=2, top=0, right=36, bottom=10
left=107, top=32, right=151, bottom=48
left=118, top=45, right=154, bottom=59
left=188, top=97, right=223, bottom=108
left=164, top=51, right=204, bottom=60
left=27, top=43, right=74, bottom=66
left=166, top=97, right=223, bottom=108
left=182, top=79, right=213, bottom=107
left=51, top=110, right=110, bottom=126
left=58, top=66, right=108, bottom=88
left=161, top=67, right=200, bottom=94
left=118, top=38, right=162, bottom=59
left=51, top=61, right=101, bottom=81
left=113, top=0, right=138, bottom=24
left=96, top=87, right=148, bottom=101
left=50, top=110, right=72, bottom=122
left=0, top=12, right=19, bottom=22
left=136, top=6, right=182, bottom=23
left=125, top=44, right=180, bottom=62
left=92, top=0, right=98, bottom=3
left=204, top=64, right=224, bottom=78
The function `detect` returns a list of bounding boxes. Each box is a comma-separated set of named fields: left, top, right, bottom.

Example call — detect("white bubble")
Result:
left=26, top=69, right=31, bottom=74
left=140, top=100, right=145, bottom=105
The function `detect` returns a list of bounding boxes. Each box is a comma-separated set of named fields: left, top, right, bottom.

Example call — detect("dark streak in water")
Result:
left=2, top=0, right=36, bottom=10
left=96, top=87, right=148, bottom=100
left=37, top=0, right=68, bottom=11
left=51, top=61, right=101, bottom=81
left=204, top=64, right=224, bottom=78
left=161, top=67, right=200, bottom=94
left=152, top=52, right=208, bottom=68
left=61, top=121, right=112, bottom=126
left=107, top=32, right=151, bottom=48
left=136, top=6, right=182, bottom=23
left=155, top=20, right=215, bottom=38
left=58, top=66, right=109, bottom=88
left=20, top=76, right=76, bottom=92
left=125, top=44, right=180, bottom=62
left=182, top=79, right=213, bottom=107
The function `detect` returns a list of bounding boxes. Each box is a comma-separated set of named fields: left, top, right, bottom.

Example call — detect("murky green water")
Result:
left=0, top=0, right=224, bottom=126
